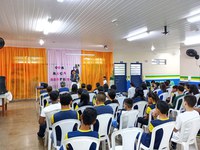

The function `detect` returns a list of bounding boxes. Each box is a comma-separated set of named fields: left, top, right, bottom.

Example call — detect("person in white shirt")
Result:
left=37, top=90, right=61, bottom=138
left=128, top=82, right=136, bottom=98
left=103, top=76, right=107, bottom=85
left=172, top=95, right=199, bottom=149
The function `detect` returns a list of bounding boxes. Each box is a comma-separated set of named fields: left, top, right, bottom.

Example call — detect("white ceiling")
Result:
left=1, top=0, right=200, bottom=51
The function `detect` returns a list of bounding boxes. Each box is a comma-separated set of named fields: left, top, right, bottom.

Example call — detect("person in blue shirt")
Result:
left=51, top=93, right=79, bottom=144
left=58, top=81, right=69, bottom=93
left=140, top=100, right=172, bottom=149
left=94, top=92, right=113, bottom=115
left=59, top=108, right=99, bottom=150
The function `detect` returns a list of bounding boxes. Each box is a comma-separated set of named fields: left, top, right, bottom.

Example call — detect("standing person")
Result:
left=128, top=82, right=136, bottom=98
left=103, top=76, right=107, bottom=85
left=70, top=70, right=79, bottom=88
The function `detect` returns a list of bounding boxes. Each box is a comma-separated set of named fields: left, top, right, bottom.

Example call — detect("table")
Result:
left=0, top=94, right=7, bottom=116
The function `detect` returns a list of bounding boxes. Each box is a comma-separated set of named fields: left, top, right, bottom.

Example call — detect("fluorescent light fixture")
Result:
left=57, top=0, right=64, bottom=2
left=151, top=45, right=155, bottom=51
left=125, top=27, right=148, bottom=38
left=184, top=35, right=200, bottom=45
left=126, top=32, right=149, bottom=41
left=39, top=39, right=44, bottom=45
left=35, top=18, right=64, bottom=34
left=65, top=53, right=95, bottom=56
left=187, top=14, right=200, bottom=23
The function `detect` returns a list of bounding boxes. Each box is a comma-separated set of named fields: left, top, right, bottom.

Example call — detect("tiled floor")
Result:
left=0, top=100, right=199, bottom=150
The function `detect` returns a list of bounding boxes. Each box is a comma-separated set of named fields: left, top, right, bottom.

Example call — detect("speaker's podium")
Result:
left=0, top=76, right=8, bottom=116
left=35, top=82, right=48, bottom=101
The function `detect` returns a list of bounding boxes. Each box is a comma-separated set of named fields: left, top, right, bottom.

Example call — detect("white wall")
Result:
left=180, top=45, right=200, bottom=77
left=114, top=47, right=180, bottom=78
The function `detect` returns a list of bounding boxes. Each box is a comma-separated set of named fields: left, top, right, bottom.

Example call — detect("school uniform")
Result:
left=58, top=87, right=69, bottom=93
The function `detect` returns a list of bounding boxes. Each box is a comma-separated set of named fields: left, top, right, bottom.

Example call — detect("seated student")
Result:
left=104, top=89, right=119, bottom=105
left=132, top=87, right=146, bottom=104
left=184, top=84, right=190, bottom=95
left=70, top=84, right=78, bottom=95
left=137, top=92, right=159, bottom=127
left=103, top=83, right=109, bottom=93
left=165, top=80, right=171, bottom=88
left=41, top=86, right=53, bottom=107
left=86, top=84, right=92, bottom=92
left=141, top=101, right=172, bottom=149
left=110, top=84, right=117, bottom=91
left=150, top=80, right=156, bottom=91
left=189, top=84, right=199, bottom=95
left=37, top=91, right=61, bottom=138
left=169, top=85, right=185, bottom=109
left=157, top=83, right=167, bottom=96
left=51, top=93, right=79, bottom=144
left=171, top=95, right=199, bottom=149
left=128, top=82, right=136, bottom=98
left=112, top=98, right=133, bottom=129
left=59, top=108, right=99, bottom=150
left=94, top=92, right=113, bottom=115
left=166, top=85, right=178, bottom=103
left=58, top=81, right=69, bottom=93
left=81, top=83, right=87, bottom=93
left=93, top=82, right=100, bottom=94
left=76, top=92, right=93, bottom=110
left=97, top=86, right=104, bottom=93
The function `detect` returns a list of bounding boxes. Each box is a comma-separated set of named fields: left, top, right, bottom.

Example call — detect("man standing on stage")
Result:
left=70, top=70, right=79, bottom=88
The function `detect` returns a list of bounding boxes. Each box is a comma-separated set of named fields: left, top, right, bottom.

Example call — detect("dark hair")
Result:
left=80, top=92, right=90, bottom=105
left=47, top=86, right=52, bottom=93
left=147, top=91, right=159, bottom=103
left=156, top=100, right=169, bottom=114
left=184, top=95, right=197, bottom=107
left=60, top=93, right=72, bottom=105
left=165, top=80, right=170, bottom=86
left=103, top=84, right=109, bottom=92
left=177, top=85, right=184, bottom=92
left=82, top=108, right=97, bottom=125
left=189, top=85, right=199, bottom=95
left=49, top=91, right=59, bottom=101
left=81, top=83, right=86, bottom=89
left=71, top=70, right=75, bottom=74
left=97, top=86, right=104, bottom=92
left=130, top=82, right=134, bottom=87
left=123, top=98, right=133, bottom=108
left=151, top=80, right=155, bottom=83
left=78, top=88, right=83, bottom=95
left=71, top=84, right=78, bottom=93
left=155, top=82, right=160, bottom=88
left=108, top=89, right=116, bottom=100
left=87, top=84, right=92, bottom=91
left=172, top=85, right=178, bottom=89
left=160, top=83, right=167, bottom=92
left=60, top=81, right=66, bottom=87
left=96, top=82, right=100, bottom=88
left=133, top=87, right=144, bottom=99
left=110, top=85, right=117, bottom=90
left=103, top=76, right=106, bottom=79
left=185, top=84, right=190, bottom=89
left=179, top=82, right=185, bottom=86
left=141, top=82, right=147, bottom=90
left=96, top=92, right=106, bottom=102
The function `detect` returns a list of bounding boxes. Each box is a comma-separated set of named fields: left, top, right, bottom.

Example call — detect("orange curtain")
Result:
left=81, top=50, right=113, bottom=89
left=0, top=47, right=47, bottom=100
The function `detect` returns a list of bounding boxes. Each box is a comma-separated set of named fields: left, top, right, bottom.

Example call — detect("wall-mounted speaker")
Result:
left=0, top=76, right=7, bottom=94
left=0, top=37, right=5, bottom=49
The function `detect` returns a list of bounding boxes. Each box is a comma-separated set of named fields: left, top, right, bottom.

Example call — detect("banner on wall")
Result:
left=49, top=64, right=80, bottom=89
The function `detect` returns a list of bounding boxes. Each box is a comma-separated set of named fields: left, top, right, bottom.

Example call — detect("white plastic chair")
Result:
left=171, top=117, right=200, bottom=150
left=89, top=92, right=96, bottom=103
left=93, top=113, right=113, bottom=149
left=140, top=121, right=175, bottom=150
left=76, top=105, right=93, bottom=114
left=44, top=109, right=60, bottom=150
left=116, top=95, right=126, bottom=109
left=158, top=92, right=169, bottom=101
left=110, top=128, right=143, bottom=150
left=119, top=110, right=139, bottom=130
left=143, top=90, right=149, bottom=98
left=71, top=94, right=78, bottom=100
left=153, top=89, right=160, bottom=94
left=168, top=96, right=184, bottom=120
left=52, top=119, right=81, bottom=149
left=132, top=101, right=148, bottom=117
left=71, top=98, right=80, bottom=110
left=59, top=91, right=69, bottom=95
left=142, top=109, right=155, bottom=132
left=62, top=136, right=100, bottom=150
left=108, top=103, right=119, bottom=118
left=194, top=93, right=200, bottom=106
left=40, top=96, right=50, bottom=113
